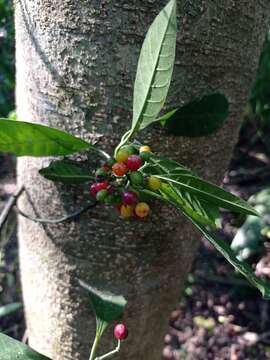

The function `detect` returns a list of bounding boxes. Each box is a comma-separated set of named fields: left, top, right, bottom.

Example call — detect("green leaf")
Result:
left=0, top=119, right=94, bottom=156
left=79, top=280, right=127, bottom=325
left=0, top=333, right=51, bottom=360
left=157, top=173, right=258, bottom=216
left=0, top=302, right=22, bottom=318
left=39, top=160, right=94, bottom=184
left=155, top=186, right=270, bottom=299
left=131, top=0, right=177, bottom=134
left=160, top=182, right=221, bottom=228
left=160, top=93, right=229, bottom=137
left=186, top=214, right=270, bottom=299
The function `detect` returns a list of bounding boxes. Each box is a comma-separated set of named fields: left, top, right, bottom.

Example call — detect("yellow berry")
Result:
left=139, top=145, right=151, bottom=153
left=120, top=204, right=134, bottom=219
left=135, top=202, right=150, bottom=218
left=116, top=149, right=130, bottom=163
left=148, top=176, right=161, bottom=191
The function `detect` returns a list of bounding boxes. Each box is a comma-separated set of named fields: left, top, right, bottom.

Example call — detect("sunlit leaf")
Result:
left=0, top=119, right=95, bottom=156
left=131, top=0, right=177, bottom=134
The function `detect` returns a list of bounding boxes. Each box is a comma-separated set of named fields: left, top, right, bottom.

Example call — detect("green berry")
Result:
left=130, top=171, right=144, bottom=186
left=107, top=157, right=115, bottom=168
left=140, top=151, right=151, bottom=161
left=148, top=176, right=161, bottom=191
left=122, top=144, right=137, bottom=155
left=95, top=168, right=108, bottom=179
left=96, top=189, right=109, bottom=202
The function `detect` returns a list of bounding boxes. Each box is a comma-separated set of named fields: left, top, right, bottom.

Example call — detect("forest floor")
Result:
left=1, top=119, right=270, bottom=360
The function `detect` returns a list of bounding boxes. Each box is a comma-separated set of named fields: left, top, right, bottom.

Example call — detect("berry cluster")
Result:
left=89, top=145, right=161, bottom=219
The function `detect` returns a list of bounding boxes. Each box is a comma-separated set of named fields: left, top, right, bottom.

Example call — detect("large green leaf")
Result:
left=79, top=280, right=127, bottom=325
left=0, top=333, right=51, bottom=360
left=131, top=0, right=177, bottom=134
left=159, top=93, right=229, bottom=137
left=160, top=182, right=221, bottom=228
left=39, top=160, right=94, bottom=184
left=156, top=173, right=258, bottom=216
left=157, top=185, right=270, bottom=299
left=186, top=214, right=270, bottom=299
left=0, top=119, right=94, bottom=156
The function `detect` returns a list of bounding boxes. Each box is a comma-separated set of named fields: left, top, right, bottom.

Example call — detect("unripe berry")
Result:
left=96, top=189, right=109, bottom=202
left=139, top=145, right=151, bottom=153
left=107, top=157, right=115, bottom=168
left=148, top=176, right=161, bottom=191
left=140, top=151, right=151, bottom=162
left=122, top=191, right=138, bottom=205
left=95, top=168, right=108, bottom=179
left=114, top=324, right=128, bottom=340
left=122, top=144, right=137, bottom=155
left=112, top=162, right=128, bottom=177
left=135, top=202, right=150, bottom=218
left=120, top=204, right=134, bottom=219
left=129, top=171, right=144, bottom=186
left=126, top=155, right=142, bottom=171
left=115, top=149, right=130, bottom=163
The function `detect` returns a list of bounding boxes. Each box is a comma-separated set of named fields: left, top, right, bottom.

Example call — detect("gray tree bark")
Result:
left=15, top=1, right=270, bottom=359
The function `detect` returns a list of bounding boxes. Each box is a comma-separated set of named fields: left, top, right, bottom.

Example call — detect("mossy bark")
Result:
left=15, top=1, right=270, bottom=359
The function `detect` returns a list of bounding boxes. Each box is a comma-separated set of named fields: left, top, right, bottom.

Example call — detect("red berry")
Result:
left=95, top=180, right=109, bottom=192
left=112, top=162, right=128, bottom=177
left=126, top=155, right=142, bottom=171
left=90, top=183, right=99, bottom=195
left=114, top=324, right=128, bottom=340
left=122, top=191, right=138, bottom=205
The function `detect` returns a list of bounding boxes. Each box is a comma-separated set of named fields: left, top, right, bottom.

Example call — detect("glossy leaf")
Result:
left=185, top=213, right=270, bottom=299
left=0, top=333, right=51, bottom=360
left=131, top=0, right=177, bottom=134
left=0, top=302, right=22, bottom=318
left=39, top=160, right=94, bottom=184
left=79, top=280, right=127, bottom=325
left=160, top=182, right=221, bottom=228
left=161, top=93, right=229, bottom=137
left=0, top=119, right=94, bottom=156
left=157, top=173, right=258, bottom=216
left=156, top=185, right=270, bottom=298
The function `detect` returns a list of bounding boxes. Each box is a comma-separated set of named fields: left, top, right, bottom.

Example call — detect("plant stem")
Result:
left=89, top=334, right=100, bottom=360
left=95, top=340, right=121, bottom=360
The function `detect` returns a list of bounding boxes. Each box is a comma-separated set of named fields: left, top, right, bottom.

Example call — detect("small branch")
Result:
left=0, top=186, right=25, bottom=231
left=95, top=340, right=121, bottom=360
left=16, top=201, right=97, bottom=224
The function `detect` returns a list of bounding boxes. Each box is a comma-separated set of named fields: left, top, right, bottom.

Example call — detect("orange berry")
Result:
left=135, top=202, right=150, bottom=218
left=120, top=204, right=134, bottom=219
left=112, top=162, right=128, bottom=176
left=139, top=145, right=151, bottom=153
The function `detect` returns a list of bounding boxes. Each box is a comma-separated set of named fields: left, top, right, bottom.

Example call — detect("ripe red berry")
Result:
left=114, top=324, right=128, bottom=340
left=122, top=191, right=138, bottom=205
left=90, top=183, right=99, bottom=195
left=112, top=162, right=128, bottom=177
left=95, top=180, right=109, bottom=192
left=126, top=155, right=142, bottom=171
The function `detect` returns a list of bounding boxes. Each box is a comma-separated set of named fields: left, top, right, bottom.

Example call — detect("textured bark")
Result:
left=15, top=1, right=270, bottom=359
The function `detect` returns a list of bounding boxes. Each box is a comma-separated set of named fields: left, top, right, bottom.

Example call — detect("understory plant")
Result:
left=0, top=0, right=269, bottom=359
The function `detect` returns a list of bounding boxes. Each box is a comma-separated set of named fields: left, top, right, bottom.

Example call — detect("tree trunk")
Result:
left=15, top=1, right=270, bottom=359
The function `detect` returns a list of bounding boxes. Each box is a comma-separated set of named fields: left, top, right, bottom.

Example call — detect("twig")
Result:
left=16, top=201, right=97, bottom=224
left=0, top=186, right=25, bottom=231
